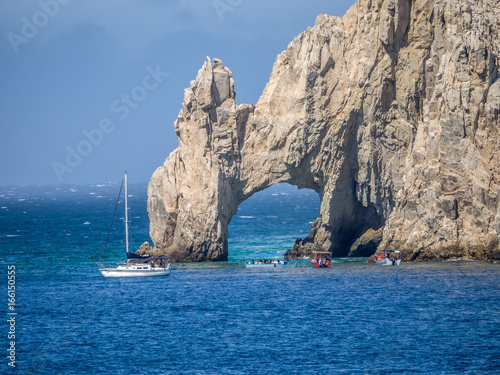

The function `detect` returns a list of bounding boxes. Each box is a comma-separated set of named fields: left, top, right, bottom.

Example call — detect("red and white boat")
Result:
left=311, top=251, right=332, bottom=268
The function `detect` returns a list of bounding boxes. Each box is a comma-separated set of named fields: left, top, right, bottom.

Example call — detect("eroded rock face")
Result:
left=147, top=0, right=500, bottom=262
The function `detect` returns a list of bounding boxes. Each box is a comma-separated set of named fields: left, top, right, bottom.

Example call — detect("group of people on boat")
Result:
left=311, top=254, right=331, bottom=268
left=148, top=260, right=167, bottom=268
left=248, top=259, right=286, bottom=265
left=373, top=250, right=402, bottom=265
left=374, top=253, right=398, bottom=262
left=374, top=254, right=388, bottom=262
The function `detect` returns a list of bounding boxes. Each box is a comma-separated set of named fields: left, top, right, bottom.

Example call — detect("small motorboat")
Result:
left=374, top=250, right=402, bottom=266
left=311, top=251, right=332, bottom=268
left=245, top=253, right=296, bottom=268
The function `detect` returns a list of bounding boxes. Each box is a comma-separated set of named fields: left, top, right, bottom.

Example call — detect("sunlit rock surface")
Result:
left=147, top=0, right=500, bottom=262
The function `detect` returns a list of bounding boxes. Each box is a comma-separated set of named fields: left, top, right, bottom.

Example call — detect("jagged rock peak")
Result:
left=148, top=0, right=500, bottom=262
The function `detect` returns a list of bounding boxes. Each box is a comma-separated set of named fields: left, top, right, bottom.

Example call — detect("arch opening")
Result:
left=227, top=183, right=320, bottom=262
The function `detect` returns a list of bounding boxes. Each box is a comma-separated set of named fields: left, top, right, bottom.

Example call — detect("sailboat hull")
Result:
left=99, top=264, right=170, bottom=278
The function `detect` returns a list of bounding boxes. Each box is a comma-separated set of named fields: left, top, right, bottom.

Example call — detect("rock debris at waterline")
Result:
left=144, top=0, right=500, bottom=262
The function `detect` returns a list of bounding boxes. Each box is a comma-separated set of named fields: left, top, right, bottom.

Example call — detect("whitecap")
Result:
left=239, top=216, right=256, bottom=219
left=83, top=222, right=91, bottom=225
left=6, top=235, right=20, bottom=237
left=1, top=207, right=7, bottom=209
left=97, top=184, right=107, bottom=187
left=18, top=198, right=26, bottom=201
left=89, top=192, right=96, bottom=195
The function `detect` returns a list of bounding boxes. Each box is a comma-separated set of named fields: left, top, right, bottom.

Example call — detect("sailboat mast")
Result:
left=124, top=171, right=129, bottom=262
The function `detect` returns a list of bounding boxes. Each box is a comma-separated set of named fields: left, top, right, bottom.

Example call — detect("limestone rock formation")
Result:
left=147, top=0, right=500, bottom=262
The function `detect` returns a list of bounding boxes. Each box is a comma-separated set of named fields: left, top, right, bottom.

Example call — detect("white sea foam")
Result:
left=83, top=222, right=91, bottom=225
left=6, top=235, right=20, bottom=237
left=239, top=216, right=256, bottom=219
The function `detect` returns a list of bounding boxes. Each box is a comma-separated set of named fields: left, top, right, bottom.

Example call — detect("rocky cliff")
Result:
left=146, top=0, right=500, bottom=262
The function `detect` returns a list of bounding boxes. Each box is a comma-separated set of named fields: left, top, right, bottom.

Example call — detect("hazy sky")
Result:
left=0, top=0, right=355, bottom=186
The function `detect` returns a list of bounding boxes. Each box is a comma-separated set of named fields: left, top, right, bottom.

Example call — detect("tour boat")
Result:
left=374, top=250, right=402, bottom=266
left=245, top=253, right=296, bottom=268
left=98, top=172, right=170, bottom=278
left=311, top=251, right=332, bottom=268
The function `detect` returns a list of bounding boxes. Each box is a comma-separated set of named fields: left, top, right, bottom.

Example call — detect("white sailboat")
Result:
left=98, top=172, right=170, bottom=278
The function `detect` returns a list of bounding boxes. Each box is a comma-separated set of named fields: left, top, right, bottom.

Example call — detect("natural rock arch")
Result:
left=147, top=0, right=500, bottom=262
left=147, top=53, right=385, bottom=262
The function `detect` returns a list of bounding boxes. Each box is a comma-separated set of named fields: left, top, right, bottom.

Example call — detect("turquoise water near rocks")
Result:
left=1, top=184, right=499, bottom=374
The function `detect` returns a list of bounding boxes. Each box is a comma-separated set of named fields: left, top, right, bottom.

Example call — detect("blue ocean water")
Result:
left=1, top=184, right=499, bottom=374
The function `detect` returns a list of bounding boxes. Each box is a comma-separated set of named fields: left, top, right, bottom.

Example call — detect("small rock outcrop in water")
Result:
left=148, top=0, right=500, bottom=262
